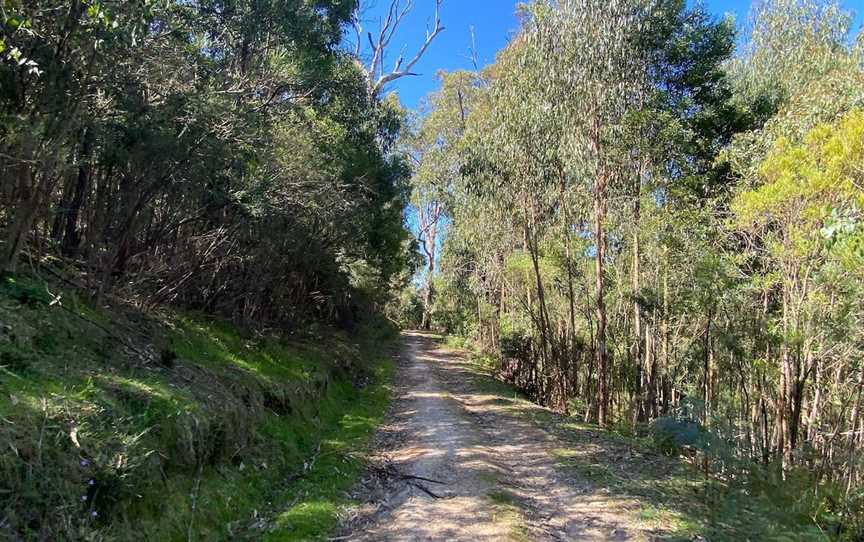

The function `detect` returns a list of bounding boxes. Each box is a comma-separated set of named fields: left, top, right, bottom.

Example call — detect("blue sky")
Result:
left=356, top=0, right=864, bottom=110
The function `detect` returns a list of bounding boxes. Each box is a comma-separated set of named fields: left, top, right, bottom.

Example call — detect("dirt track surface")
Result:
left=339, top=332, right=660, bottom=542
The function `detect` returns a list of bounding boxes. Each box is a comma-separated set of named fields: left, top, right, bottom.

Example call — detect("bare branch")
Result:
left=373, top=0, right=444, bottom=94
left=405, top=150, right=422, bottom=166
left=382, top=0, right=414, bottom=52
left=353, top=0, right=445, bottom=96
left=353, top=19, right=363, bottom=57
left=468, top=25, right=479, bottom=72
left=368, top=0, right=401, bottom=82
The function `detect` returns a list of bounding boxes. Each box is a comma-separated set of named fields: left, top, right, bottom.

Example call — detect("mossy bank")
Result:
left=0, top=275, right=395, bottom=541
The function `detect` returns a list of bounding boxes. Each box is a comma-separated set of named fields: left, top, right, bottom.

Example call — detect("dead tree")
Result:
left=417, top=199, right=442, bottom=329
left=353, top=0, right=445, bottom=96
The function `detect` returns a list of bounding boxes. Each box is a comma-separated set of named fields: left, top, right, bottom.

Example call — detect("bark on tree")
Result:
left=4, top=162, right=40, bottom=274
left=419, top=201, right=441, bottom=330
left=594, top=170, right=609, bottom=427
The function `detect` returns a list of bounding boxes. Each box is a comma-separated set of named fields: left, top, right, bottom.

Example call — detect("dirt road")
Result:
left=339, top=332, right=664, bottom=541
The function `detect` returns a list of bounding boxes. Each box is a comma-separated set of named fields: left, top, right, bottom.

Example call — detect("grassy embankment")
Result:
left=0, top=275, right=395, bottom=541
left=443, top=336, right=848, bottom=542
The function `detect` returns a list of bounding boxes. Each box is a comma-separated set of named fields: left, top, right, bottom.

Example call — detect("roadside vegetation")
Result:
left=457, top=342, right=849, bottom=541
left=0, top=275, right=395, bottom=540
left=0, top=0, right=430, bottom=539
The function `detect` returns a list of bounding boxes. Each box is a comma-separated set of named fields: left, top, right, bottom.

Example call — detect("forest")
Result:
left=1, top=0, right=864, bottom=540
left=399, top=0, right=864, bottom=533
left=0, top=0, right=416, bottom=539
left=0, top=0, right=417, bottom=326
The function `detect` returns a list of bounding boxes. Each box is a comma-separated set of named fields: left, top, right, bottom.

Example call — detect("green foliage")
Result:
left=386, top=285, right=425, bottom=329
left=0, top=0, right=412, bottom=328
left=419, top=0, right=864, bottom=537
left=0, top=275, right=50, bottom=306
left=0, top=277, right=394, bottom=540
left=263, top=359, right=393, bottom=541
left=733, top=109, right=864, bottom=235
left=648, top=417, right=711, bottom=456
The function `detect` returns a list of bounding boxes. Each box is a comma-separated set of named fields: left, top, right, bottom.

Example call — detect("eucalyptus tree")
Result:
left=723, top=0, right=864, bottom=471
left=539, top=0, right=649, bottom=424
left=435, top=0, right=650, bottom=417
left=620, top=0, right=747, bottom=425
left=471, top=12, right=576, bottom=407
left=731, top=109, right=864, bottom=472
left=430, top=0, right=745, bottom=423
left=351, top=0, right=445, bottom=97
left=406, top=70, right=483, bottom=328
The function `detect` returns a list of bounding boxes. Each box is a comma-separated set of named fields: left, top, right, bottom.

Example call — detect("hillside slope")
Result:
left=0, top=275, right=394, bottom=541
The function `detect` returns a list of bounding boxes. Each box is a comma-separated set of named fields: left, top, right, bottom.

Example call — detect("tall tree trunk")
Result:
left=778, top=263, right=798, bottom=470
left=526, top=202, right=552, bottom=403
left=50, top=175, right=76, bottom=243
left=4, top=165, right=40, bottom=274
left=420, top=204, right=439, bottom=330
left=703, top=306, right=714, bottom=426
left=660, top=256, right=670, bottom=417
left=594, top=169, right=609, bottom=427
left=560, top=178, right=578, bottom=400
left=589, top=114, right=610, bottom=427
left=421, top=258, right=435, bottom=330
left=60, top=128, right=93, bottom=257
left=632, top=182, right=643, bottom=424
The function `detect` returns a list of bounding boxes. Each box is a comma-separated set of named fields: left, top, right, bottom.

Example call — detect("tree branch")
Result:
left=354, top=0, right=445, bottom=96
left=373, top=0, right=444, bottom=94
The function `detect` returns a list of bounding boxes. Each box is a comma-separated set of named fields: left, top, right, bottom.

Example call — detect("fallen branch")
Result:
left=408, top=481, right=444, bottom=499
left=398, top=473, right=446, bottom=485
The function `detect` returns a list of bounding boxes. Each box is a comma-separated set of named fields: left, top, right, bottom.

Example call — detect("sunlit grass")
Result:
left=264, top=360, right=393, bottom=542
left=487, top=489, right=532, bottom=542
left=0, top=276, right=396, bottom=541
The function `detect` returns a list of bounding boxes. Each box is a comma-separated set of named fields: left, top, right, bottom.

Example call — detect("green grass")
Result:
left=0, top=275, right=396, bottom=541
left=486, top=489, right=532, bottom=542
left=262, top=359, right=393, bottom=541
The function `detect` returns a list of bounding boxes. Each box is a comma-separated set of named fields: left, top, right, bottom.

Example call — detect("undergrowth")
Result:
left=0, top=275, right=395, bottom=541
left=447, top=334, right=854, bottom=542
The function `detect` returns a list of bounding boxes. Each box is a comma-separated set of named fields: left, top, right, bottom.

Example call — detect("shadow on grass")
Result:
left=0, top=275, right=398, bottom=541
left=260, top=360, right=394, bottom=542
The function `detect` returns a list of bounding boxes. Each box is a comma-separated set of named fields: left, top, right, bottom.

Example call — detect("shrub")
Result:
left=648, top=416, right=711, bottom=456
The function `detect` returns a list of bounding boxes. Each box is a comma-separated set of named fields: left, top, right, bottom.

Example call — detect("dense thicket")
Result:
left=406, top=0, right=864, bottom=528
left=0, top=0, right=415, bottom=327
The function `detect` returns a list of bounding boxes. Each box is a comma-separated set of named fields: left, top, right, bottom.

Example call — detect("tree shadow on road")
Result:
left=423, top=334, right=827, bottom=542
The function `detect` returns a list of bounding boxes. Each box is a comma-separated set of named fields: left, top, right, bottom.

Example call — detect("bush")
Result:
left=386, top=287, right=424, bottom=329
left=1, top=276, right=51, bottom=306
left=648, top=416, right=712, bottom=456
left=499, top=330, right=532, bottom=361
